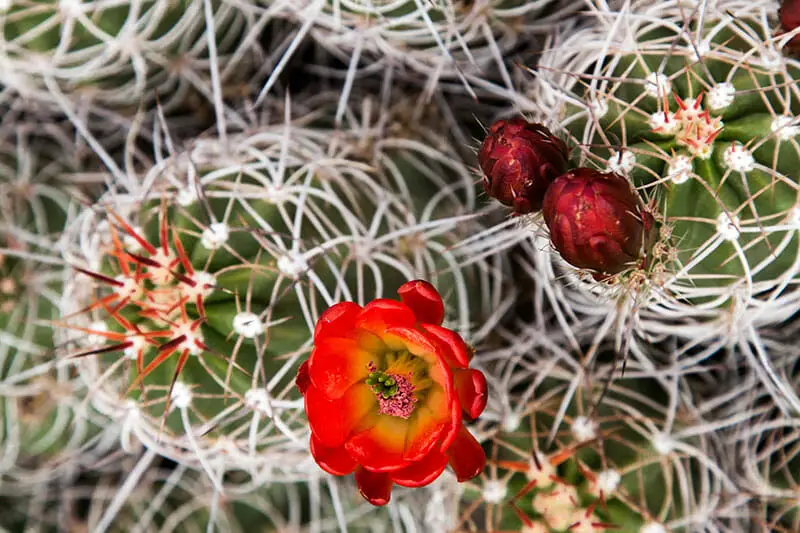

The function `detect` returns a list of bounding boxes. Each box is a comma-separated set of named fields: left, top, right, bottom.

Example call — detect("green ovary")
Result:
left=565, top=22, right=800, bottom=292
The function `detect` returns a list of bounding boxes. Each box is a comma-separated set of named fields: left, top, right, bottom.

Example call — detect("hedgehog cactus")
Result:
left=56, top=107, right=507, bottom=482
left=456, top=357, right=733, bottom=533
left=509, top=1, right=800, bottom=345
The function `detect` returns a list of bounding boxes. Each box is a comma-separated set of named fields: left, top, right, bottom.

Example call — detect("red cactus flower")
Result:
left=296, top=280, right=488, bottom=506
left=479, top=118, right=569, bottom=214
left=780, top=0, right=800, bottom=50
left=542, top=168, right=654, bottom=277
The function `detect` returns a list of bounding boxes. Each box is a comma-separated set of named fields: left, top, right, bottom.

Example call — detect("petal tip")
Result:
left=397, top=279, right=445, bottom=326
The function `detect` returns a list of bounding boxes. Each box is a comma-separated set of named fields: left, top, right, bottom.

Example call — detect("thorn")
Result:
left=107, top=208, right=157, bottom=255
left=67, top=342, right=133, bottom=359
left=71, top=266, right=124, bottom=287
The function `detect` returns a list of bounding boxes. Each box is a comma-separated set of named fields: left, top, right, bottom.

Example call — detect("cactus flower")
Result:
left=781, top=0, right=800, bottom=50
left=542, top=168, right=654, bottom=277
left=478, top=118, right=570, bottom=214
left=296, top=280, right=487, bottom=506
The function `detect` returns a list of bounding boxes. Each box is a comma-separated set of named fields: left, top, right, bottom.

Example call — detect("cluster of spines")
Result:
left=59, top=204, right=223, bottom=429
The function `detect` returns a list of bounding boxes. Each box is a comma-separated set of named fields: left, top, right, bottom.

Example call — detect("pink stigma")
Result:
left=377, top=373, right=417, bottom=419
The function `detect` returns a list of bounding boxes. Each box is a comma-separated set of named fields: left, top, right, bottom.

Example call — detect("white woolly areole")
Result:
left=114, top=275, right=140, bottom=300
left=527, top=452, right=556, bottom=486
left=649, top=111, right=679, bottom=134
left=177, top=188, right=197, bottom=206
left=723, top=143, right=755, bottom=173
left=170, top=382, right=193, bottom=409
left=182, top=271, right=216, bottom=300
left=640, top=523, right=668, bottom=533
left=667, top=155, right=693, bottom=184
left=760, top=49, right=783, bottom=71
left=244, top=389, right=271, bottom=416
left=502, top=412, right=521, bottom=432
left=771, top=116, right=800, bottom=141
left=533, top=486, right=578, bottom=530
left=571, top=416, right=597, bottom=442
left=87, top=321, right=108, bottom=346
left=201, top=223, right=230, bottom=250
left=123, top=336, right=147, bottom=361
left=607, top=150, right=636, bottom=174
left=277, top=253, right=308, bottom=279
left=59, top=0, right=83, bottom=17
left=233, top=312, right=264, bottom=338
left=596, top=469, right=621, bottom=493
left=589, top=97, right=608, bottom=119
left=481, top=481, right=507, bottom=504
left=149, top=249, right=175, bottom=285
left=689, top=40, right=710, bottom=62
left=708, top=83, right=736, bottom=111
left=174, top=320, right=204, bottom=355
left=644, top=72, right=671, bottom=98
left=651, top=432, right=676, bottom=455
left=716, top=213, right=740, bottom=241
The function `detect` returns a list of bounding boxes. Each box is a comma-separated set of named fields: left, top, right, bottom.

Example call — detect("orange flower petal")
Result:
left=310, top=435, right=357, bottom=476
left=306, top=383, right=377, bottom=448
left=390, top=449, right=449, bottom=488
left=309, top=337, right=373, bottom=399
left=439, top=396, right=463, bottom=453
left=403, top=385, right=449, bottom=461
left=397, top=280, right=444, bottom=325
left=314, top=301, right=362, bottom=343
left=355, top=466, right=393, bottom=506
left=356, top=299, right=416, bottom=337
left=382, top=326, right=438, bottom=365
left=419, top=324, right=471, bottom=368
left=446, top=426, right=486, bottom=482
left=345, top=415, right=411, bottom=472
left=453, top=368, right=488, bottom=419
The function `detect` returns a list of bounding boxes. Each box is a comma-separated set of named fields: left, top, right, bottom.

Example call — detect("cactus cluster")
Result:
left=2, top=0, right=800, bottom=531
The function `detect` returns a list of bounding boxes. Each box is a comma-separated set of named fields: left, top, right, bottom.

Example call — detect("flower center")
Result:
left=366, top=363, right=417, bottom=419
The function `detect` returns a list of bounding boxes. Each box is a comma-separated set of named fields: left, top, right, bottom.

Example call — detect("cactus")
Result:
left=6, top=0, right=800, bottom=530
left=0, top=124, right=108, bottom=491
left=729, top=330, right=800, bottom=531
left=454, top=345, right=734, bottom=533
left=277, top=0, right=580, bottom=100
left=522, top=0, right=800, bottom=325
left=55, top=100, right=509, bottom=486
left=0, top=0, right=257, bottom=113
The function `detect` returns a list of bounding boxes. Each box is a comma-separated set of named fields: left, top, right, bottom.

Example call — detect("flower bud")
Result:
left=780, top=0, right=800, bottom=50
left=479, top=118, right=569, bottom=214
left=542, top=168, right=654, bottom=277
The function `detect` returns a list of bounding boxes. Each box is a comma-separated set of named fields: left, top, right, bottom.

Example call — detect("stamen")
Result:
left=366, top=364, right=417, bottom=419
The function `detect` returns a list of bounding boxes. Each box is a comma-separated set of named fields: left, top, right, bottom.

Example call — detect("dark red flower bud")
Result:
left=542, top=168, right=654, bottom=277
left=479, top=118, right=569, bottom=214
left=781, top=0, right=800, bottom=50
